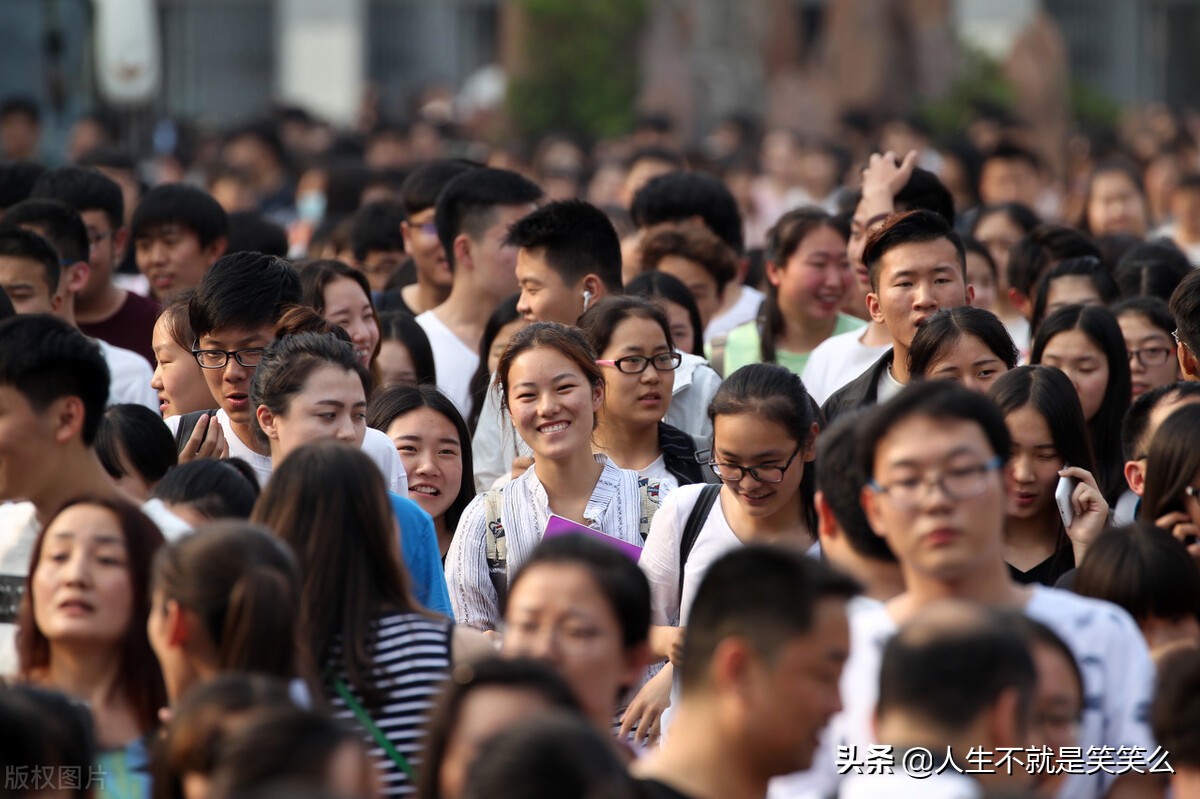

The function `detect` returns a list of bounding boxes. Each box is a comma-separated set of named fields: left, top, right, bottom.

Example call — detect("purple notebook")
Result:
left=542, top=514, right=644, bottom=562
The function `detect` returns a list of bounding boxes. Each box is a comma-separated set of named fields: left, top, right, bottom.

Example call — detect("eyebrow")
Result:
left=716, top=448, right=787, bottom=461
left=49, top=532, right=124, bottom=546
left=201, top=336, right=270, bottom=348
left=313, top=399, right=367, bottom=408
left=886, top=445, right=978, bottom=468
left=512, top=372, right=577, bottom=389
left=889, top=264, right=956, bottom=279
left=397, top=434, right=461, bottom=446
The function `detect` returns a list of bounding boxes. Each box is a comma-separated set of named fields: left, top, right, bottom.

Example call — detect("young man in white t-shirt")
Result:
left=782, top=380, right=1158, bottom=799
left=417, top=167, right=541, bottom=419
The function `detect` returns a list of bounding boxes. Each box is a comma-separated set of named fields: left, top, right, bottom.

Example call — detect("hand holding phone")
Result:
left=1055, top=474, right=1078, bottom=529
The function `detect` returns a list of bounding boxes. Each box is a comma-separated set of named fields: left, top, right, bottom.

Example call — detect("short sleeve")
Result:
left=391, top=493, right=453, bottom=619
left=638, top=486, right=695, bottom=627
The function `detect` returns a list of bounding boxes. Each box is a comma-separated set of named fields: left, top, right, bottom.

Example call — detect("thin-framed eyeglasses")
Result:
left=1173, top=329, right=1193, bottom=354
left=868, top=455, right=1003, bottom=509
left=191, top=342, right=267, bottom=369
left=708, top=443, right=803, bottom=484
left=1127, top=346, right=1173, bottom=367
left=595, top=352, right=682, bottom=374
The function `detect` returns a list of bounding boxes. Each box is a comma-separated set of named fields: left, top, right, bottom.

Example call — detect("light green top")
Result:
left=719, top=313, right=866, bottom=376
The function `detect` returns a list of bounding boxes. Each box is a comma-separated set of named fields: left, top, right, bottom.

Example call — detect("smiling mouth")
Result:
left=410, top=485, right=441, bottom=496
left=538, top=421, right=569, bottom=433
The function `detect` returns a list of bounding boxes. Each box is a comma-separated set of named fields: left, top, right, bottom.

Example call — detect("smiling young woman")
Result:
left=446, top=322, right=663, bottom=632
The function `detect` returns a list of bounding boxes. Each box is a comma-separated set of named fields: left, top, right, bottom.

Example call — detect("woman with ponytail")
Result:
left=146, top=520, right=304, bottom=704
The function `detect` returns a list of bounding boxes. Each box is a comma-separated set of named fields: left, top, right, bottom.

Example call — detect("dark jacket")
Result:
left=659, top=421, right=710, bottom=487
left=821, top=349, right=895, bottom=424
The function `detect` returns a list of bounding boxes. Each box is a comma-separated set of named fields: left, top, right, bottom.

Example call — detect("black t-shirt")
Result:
left=1008, top=544, right=1075, bottom=586
left=636, top=779, right=699, bottom=799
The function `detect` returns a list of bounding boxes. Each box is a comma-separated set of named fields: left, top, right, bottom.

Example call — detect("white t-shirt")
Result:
left=802, top=328, right=891, bottom=405
left=416, top=310, right=480, bottom=421
left=97, top=339, right=158, bottom=413
left=639, top=455, right=678, bottom=496
left=705, top=285, right=765, bottom=343
left=165, top=411, right=407, bottom=493
left=787, top=585, right=1156, bottom=799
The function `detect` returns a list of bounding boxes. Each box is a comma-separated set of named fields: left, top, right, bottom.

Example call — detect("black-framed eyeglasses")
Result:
left=88, top=230, right=113, bottom=249
left=191, top=342, right=266, bottom=369
left=595, top=352, right=682, bottom=374
left=868, top=455, right=1003, bottom=510
left=708, top=443, right=803, bottom=484
left=1128, top=346, right=1173, bottom=367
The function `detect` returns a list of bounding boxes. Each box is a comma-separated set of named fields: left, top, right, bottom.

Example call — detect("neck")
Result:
left=636, top=699, right=770, bottom=799
left=1004, top=512, right=1060, bottom=548
left=860, top=319, right=892, bottom=346
left=1171, top=768, right=1200, bottom=799
left=75, top=283, right=126, bottom=322
left=593, top=417, right=661, bottom=471
left=777, top=309, right=837, bottom=354
left=828, top=545, right=906, bottom=602
left=532, top=452, right=605, bottom=504
left=236, top=420, right=272, bottom=456
left=894, top=558, right=1024, bottom=621
left=43, top=643, right=124, bottom=712
left=718, top=283, right=744, bottom=317
left=402, top=278, right=448, bottom=316
left=889, top=343, right=910, bottom=384
left=433, top=515, right=452, bottom=558
left=433, top=288, right=492, bottom=349
left=33, top=451, right=117, bottom=525
left=722, top=486, right=813, bottom=547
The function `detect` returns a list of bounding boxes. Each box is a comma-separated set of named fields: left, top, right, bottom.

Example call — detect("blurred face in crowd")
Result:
left=487, top=318, right=528, bottom=376
left=1038, top=329, right=1109, bottom=422
left=515, top=248, right=587, bottom=325
left=768, top=224, right=852, bottom=327
left=979, top=157, right=1041, bottom=207
left=1086, top=170, right=1148, bottom=238
left=135, top=224, right=223, bottom=300
left=437, top=687, right=561, bottom=799
left=321, top=277, right=379, bottom=369
left=965, top=250, right=997, bottom=314
left=656, top=254, right=722, bottom=330
left=151, top=314, right=218, bottom=418
left=1028, top=640, right=1083, bottom=798
left=1043, top=276, right=1103, bottom=318
left=33, top=504, right=133, bottom=650
left=1118, top=311, right=1178, bottom=399
left=1003, top=405, right=1063, bottom=524
left=863, top=415, right=1006, bottom=583
left=973, top=210, right=1024, bottom=293
left=0, top=254, right=59, bottom=315
left=256, top=364, right=367, bottom=462
left=923, top=333, right=1009, bottom=394
left=79, top=208, right=125, bottom=303
left=376, top=339, right=418, bottom=389
left=503, top=562, right=644, bottom=728
left=867, top=238, right=972, bottom=352
left=402, top=207, right=452, bottom=292
left=387, top=407, right=463, bottom=526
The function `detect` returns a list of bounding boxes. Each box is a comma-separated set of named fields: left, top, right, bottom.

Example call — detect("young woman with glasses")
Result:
left=1113, top=296, right=1180, bottom=400
left=626, top=363, right=819, bottom=744
left=578, top=296, right=707, bottom=494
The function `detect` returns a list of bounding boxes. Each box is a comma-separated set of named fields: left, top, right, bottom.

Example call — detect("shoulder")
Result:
left=361, top=426, right=398, bottom=461
left=388, top=491, right=432, bottom=525
left=1026, top=585, right=1145, bottom=644
left=834, top=313, right=868, bottom=335
left=101, top=341, right=152, bottom=376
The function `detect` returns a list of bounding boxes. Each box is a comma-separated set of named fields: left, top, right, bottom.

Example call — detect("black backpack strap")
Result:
left=174, top=409, right=220, bottom=455
left=677, top=484, right=721, bottom=611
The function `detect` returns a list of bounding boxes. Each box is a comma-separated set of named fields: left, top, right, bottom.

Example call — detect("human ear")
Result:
left=50, top=396, right=87, bottom=445
left=865, top=292, right=885, bottom=325
left=1124, top=459, right=1146, bottom=496
left=256, top=405, right=280, bottom=440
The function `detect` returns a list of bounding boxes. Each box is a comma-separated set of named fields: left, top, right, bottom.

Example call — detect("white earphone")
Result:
left=582, top=289, right=593, bottom=311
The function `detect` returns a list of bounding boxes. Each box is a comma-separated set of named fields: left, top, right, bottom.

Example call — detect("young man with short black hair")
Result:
left=395, top=160, right=479, bottom=316
left=418, top=167, right=542, bottom=419
left=800, top=380, right=1156, bottom=799
left=30, top=165, right=159, bottom=361
left=636, top=546, right=857, bottom=799
left=131, top=184, right=228, bottom=301
left=822, top=209, right=972, bottom=423
left=0, top=205, right=156, bottom=412
left=349, top=200, right=407, bottom=295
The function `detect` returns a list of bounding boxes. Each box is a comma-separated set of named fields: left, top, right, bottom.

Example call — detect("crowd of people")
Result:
left=2, top=92, right=1200, bottom=799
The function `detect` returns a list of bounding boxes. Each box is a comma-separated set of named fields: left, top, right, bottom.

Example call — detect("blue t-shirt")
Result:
left=389, top=492, right=453, bottom=619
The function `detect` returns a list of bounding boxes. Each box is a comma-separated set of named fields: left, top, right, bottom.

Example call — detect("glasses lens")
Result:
left=750, top=466, right=784, bottom=483
left=1144, top=348, right=1170, bottom=366
left=654, top=353, right=682, bottom=370
left=196, top=351, right=226, bottom=368
left=619, top=356, right=648, bottom=374
left=710, top=463, right=741, bottom=481
left=236, top=349, right=265, bottom=367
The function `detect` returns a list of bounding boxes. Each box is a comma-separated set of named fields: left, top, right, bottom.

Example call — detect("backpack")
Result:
left=173, top=408, right=221, bottom=455
left=676, top=484, right=721, bottom=611
left=483, top=477, right=661, bottom=610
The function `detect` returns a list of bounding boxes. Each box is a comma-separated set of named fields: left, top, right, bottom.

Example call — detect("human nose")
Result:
left=149, top=240, right=169, bottom=265
left=1010, top=455, right=1034, bottom=484
left=516, top=291, right=532, bottom=318
left=150, top=362, right=165, bottom=391
left=60, top=549, right=91, bottom=586
left=913, top=281, right=936, bottom=309
left=335, top=414, right=358, bottom=443
left=536, top=389, right=561, bottom=417
left=222, top=358, right=249, bottom=384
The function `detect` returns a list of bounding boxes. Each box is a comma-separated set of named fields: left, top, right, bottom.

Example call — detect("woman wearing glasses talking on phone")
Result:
left=625, top=363, right=820, bottom=744
left=579, top=297, right=708, bottom=494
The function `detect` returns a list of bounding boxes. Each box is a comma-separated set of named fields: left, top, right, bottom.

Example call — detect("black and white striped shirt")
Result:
left=326, top=612, right=454, bottom=797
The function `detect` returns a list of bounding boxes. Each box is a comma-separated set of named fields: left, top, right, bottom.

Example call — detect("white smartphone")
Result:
left=1055, top=474, right=1078, bottom=528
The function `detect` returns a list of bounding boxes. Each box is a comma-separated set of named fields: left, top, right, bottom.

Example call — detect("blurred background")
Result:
left=3, top=0, right=1200, bottom=232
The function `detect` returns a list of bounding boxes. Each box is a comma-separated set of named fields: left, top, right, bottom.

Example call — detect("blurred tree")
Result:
left=505, top=0, right=648, bottom=143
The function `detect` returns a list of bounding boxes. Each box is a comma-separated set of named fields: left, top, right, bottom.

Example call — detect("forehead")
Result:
left=874, top=414, right=993, bottom=471
left=0, top=254, right=50, bottom=280
left=1042, top=328, right=1103, bottom=358
left=136, top=222, right=198, bottom=241
left=878, top=237, right=961, bottom=276
left=509, top=345, right=583, bottom=380
left=516, top=248, right=564, bottom=283
left=199, top=324, right=275, bottom=347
